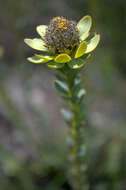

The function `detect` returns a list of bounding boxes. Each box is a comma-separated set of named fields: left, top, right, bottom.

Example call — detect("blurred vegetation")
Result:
left=0, top=0, right=126, bottom=189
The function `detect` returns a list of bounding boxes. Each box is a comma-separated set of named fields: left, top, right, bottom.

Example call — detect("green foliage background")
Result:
left=0, top=0, right=126, bottom=189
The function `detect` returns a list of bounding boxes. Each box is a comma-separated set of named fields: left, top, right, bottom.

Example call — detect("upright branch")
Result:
left=24, top=14, right=100, bottom=190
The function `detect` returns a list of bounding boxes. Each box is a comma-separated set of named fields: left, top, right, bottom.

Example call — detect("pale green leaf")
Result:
left=68, top=53, right=90, bottom=69
left=27, top=56, right=45, bottom=64
left=80, top=32, right=90, bottom=42
left=54, top=80, right=69, bottom=98
left=55, top=74, right=67, bottom=83
left=68, top=59, right=86, bottom=69
left=77, top=15, right=92, bottom=40
left=75, top=41, right=87, bottom=58
left=36, top=25, right=47, bottom=39
left=85, top=34, right=100, bottom=53
left=61, top=109, right=73, bottom=124
left=55, top=80, right=69, bottom=93
left=54, top=54, right=71, bottom=63
left=77, top=89, right=86, bottom=100
left=24, top=38, right=48, bottom=51
left=35, top=54, right=53, bottom=61
left=47, top=62, right=64, bottom=69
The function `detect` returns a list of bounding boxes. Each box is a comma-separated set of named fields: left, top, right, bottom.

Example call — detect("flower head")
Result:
left=44, top=16, right=79, bottom=54
left=24, top=15, right=100, bottom=69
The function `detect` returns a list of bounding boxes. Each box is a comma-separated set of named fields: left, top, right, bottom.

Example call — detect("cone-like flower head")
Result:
left=44, top=17, right=79, bottom=54
left=24, top=15, right=100, bottom=69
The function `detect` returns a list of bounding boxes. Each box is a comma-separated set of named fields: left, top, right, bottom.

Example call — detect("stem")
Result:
left=56, top=65, right=88, bottom=190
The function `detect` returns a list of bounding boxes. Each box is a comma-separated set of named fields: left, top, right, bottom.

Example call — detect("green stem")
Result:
left=56, top=65, right=88, bottom=190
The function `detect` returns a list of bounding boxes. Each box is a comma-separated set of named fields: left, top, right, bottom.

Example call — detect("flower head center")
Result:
left=54, top=17, right=68, bottom=30
left=44, top=16, right=80, bottom=54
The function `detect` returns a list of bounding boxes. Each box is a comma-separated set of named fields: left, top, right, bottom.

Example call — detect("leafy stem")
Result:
left=55, top=64, right=88, bottom=190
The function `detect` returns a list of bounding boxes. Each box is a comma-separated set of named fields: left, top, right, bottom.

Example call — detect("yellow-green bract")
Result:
left=24, top=15, right=100, bottom=69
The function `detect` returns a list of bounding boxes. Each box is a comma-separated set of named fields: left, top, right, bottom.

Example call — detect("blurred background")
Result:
left=0, top=0, right=126, bottom=189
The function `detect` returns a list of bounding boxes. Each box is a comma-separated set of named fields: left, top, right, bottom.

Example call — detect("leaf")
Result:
left=77, top=89, right=86, bottom=99
left=61, top=109, right=73, bottom=124
left=77, top=15, right=92, bottom=40
left=86, top=33, right=95, bottom=41
left=85, top=34, right=100, bottom=53
left=72, top=76, right=82, bottom=95
left=70, top=88, right=86, bottom=105
left=27, top=56, right=46, bottom=64
left=47, top=62, right=64, bottom=69
left=67, top=58, right=86, bottom=69
left=35, top=54, right=53, bottom=61
left=78, top=145, right=87, bottom=157
left=77, top=89, right=86, bottom=103
left=54, top=80, right=69, bottom=98
left=54, top=54, right=71, bottom=63
left=24, top=38, right=48, bottom=51
left=74, top=77, right=81, bottom=86
left=80, top=32, right=90, bottom=42
left=55, top=74, right=67, bottom=83
left=36, top=25, right=47, bottom=39
left=81, top=53, right=91, bottom=60
left=55, top=80, right=69, bottom=93
left=68, top=53, right=91, bottom=69
left=75, top=41, right=87, bottom=58
left=78, top=103, right=85, bottom=121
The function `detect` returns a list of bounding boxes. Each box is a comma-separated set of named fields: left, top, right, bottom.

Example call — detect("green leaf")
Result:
left=78, top=145, right=87, bottom=157
left=77, top=15, right=92, bottom=40
left=55, top=80, right=69, bottom=93
left=75, top=41, right=87, bottom=58
left=85, top=34, right=100, bottom=53
left=78, top=103, right=85, bottom=121
left=81, top=53, right=91, bottom=60
left=27, top=56, right=46, bottom=64
left=77, top=89, right=86, bottom=99
left=72, top=77, right=81, bottom=95
left=86, top=33, right=95, bottom=41
left=80, top=32, right=90, bottom=42
left=67, top=58, right=86, bottom=69
left=77, top=89, right=86, bottom=103
left=35, top=54, right=53, bottom=61
left=54, top=80, right=69, bottom=98
left=68, top=53, right=91, bottom=69
left=74, top=77, right=81, bottom=86
left=54, top=54, right=71, bottom=63
left=36, top=25, right=47, bottom=39
left=24, top=38, right=48, bottom=51
left=55, top=74, right=67, bottom=83
left=61, top=109, right=73, bottom=124
left=47, top=62, right=64, bottom=69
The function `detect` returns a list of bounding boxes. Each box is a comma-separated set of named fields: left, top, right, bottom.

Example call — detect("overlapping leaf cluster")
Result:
left=55, top=65, right=88, bottom=189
